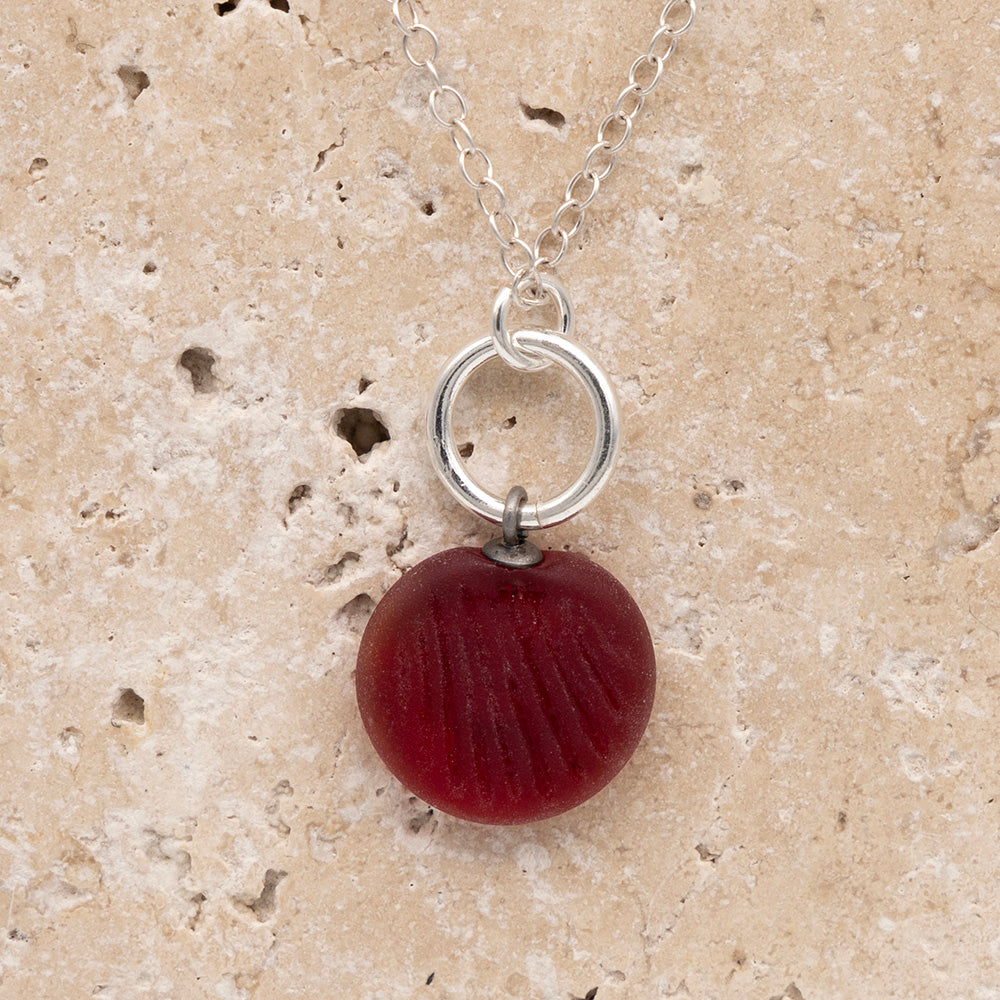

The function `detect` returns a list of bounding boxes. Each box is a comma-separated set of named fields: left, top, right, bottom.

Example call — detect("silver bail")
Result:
left=482, top=486, right=544, bottom=567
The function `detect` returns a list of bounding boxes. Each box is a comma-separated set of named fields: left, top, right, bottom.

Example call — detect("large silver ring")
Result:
left=428, top=330, right=620, bottom=530
left=491, top=274, right=573, bottom=372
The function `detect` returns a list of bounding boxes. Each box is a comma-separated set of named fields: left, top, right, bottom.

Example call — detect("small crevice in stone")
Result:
left=236, top=869, right=287, bottom=922
left=679, top=162, right=704, bottom=183
left=333, top=406, right=390, bottom=458
left=408, top=806, right=436, bottom=834
left=112, top=688, right=146, bottom=726
left=314, top=129, right=346, bottom=171
left=117, top=65, right=150, bottom=102
left=214, top=0, right=240, bottom=15
left=340, top=592, right=376, bottom=621
left=520, top=101, right=566, bottom=129
left=386, top=526, right=409, bottom=558
left=693, top=491, right=712, bottom=510
left=67, top=18, right=94, bottom=54
left=695, top=842, right=721, bottom=863
left=186, top=892, right=207, bottom=930
left=376, top=151, right=408, bottom=180
left=178, top=347, right=219, bottom=394
left=768, top=985, right=805, bottom=1000
left=308, top=552, right=361, bottom=587
left=287, top=483, right=312, bottom=514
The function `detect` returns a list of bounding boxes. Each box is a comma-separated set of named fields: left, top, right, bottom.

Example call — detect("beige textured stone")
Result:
left=2, top=1, right=1000, bottom=998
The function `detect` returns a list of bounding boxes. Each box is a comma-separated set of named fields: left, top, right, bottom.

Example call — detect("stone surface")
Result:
left=2, top=1, right=999, bottom=998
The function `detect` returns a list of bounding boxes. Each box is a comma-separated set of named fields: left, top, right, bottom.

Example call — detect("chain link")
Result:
left=385, top=0, right=696, bottom=293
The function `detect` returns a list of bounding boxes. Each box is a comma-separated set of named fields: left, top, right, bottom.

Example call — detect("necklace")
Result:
left=355, top=0, right=697, bottom=824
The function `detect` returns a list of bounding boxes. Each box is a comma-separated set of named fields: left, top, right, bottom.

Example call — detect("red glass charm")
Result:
left=356, top=547, right=655, bottom=824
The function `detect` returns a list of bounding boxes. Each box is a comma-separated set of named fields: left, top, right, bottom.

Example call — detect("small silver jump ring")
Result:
left=492, top=274, right=573, bottom=372
left=509, top=267, right=548, bottom=308
left=428, top=331, right=621, bottom=530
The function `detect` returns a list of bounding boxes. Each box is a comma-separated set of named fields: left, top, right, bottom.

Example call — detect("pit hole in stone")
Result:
left=0, top=270, right=21, bottom=291
left=269, top=0, right=290, bottom=10
left=214, top=0, right=240, bottom=14
left=186, top=892, right=207, bottom=931
left=117, top=65, right=150, bottom=101
left=420, top=198, right=437, bottom=216
left=502, top=415, right=517, bottom=429
left=679, top=162, right=704, bottom=183
left=29, top=157, right=48, bottom=177
left=245, top=868, right=287, bottom=922
left=520, top=102, right=566, bottom=129
left=409, top=807, right=435, bottom=834
left=334, top=407, right=389, bottom=458
left=695, top=842, right=721, bottom=863
left=386, top=526, right=409, bottom=557
left=287, top=483, right=312, bottom=514
left=178, top=347, right=219, bottom=394
left=112, top=688, right=145, bottom=726
left=142, top=261, right=157, bottom=274
left=309, top=552, right=361, bottom=586
left=458, top=441, right=474, bottom=459
left=340, top=592, right=376, bottom=621
left=358, top=377, right=373, bottom=394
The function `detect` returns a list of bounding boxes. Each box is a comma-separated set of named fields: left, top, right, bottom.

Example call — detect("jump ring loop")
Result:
left=428, top=331, right=621, bottom=530
left=492, top=274, right=573, bottom=372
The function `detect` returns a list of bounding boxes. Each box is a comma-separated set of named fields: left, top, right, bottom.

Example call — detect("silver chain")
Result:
left=385, top=0, right=696, bottom=302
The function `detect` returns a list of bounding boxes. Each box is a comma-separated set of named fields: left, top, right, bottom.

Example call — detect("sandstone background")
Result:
left=2, top=1, right=999, bottom=997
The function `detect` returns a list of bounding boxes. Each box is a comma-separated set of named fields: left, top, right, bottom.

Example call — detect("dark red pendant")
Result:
left=356, top=547, right=655, bottom=824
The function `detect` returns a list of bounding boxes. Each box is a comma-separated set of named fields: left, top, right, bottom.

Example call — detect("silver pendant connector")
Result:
left=482, top=487, right=544, bottom=567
